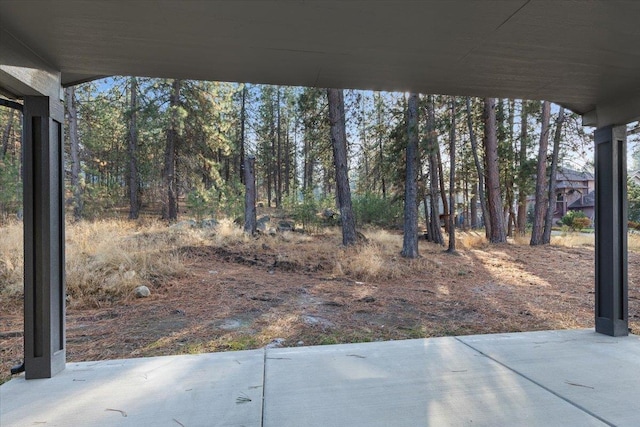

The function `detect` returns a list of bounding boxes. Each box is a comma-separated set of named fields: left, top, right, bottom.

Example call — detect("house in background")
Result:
left=526, top=168, right=594, bottom=223
left=553, top=168, right=594, bottom=221
left=567, top=190, right=595, bottom=220
left=629, top=169, right=640, bottom=186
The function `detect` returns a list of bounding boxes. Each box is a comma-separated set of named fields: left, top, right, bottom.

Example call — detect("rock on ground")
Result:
left=134, top=285, right=151, bottom=298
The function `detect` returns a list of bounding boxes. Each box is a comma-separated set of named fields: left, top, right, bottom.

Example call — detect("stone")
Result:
left=302, top=315, right=334, bottom=328
left=322, top=208, right=336, bottom=219
left=134, top=285, right=150, bottom=298
left=170, top=220, right=197, bottom=229
left=200, top=218, right=218, bottom=228
left=257, top=215, right=271, bottom=231
left=277, top=220, right=295, bottom=232
left=265, top=338, right=286, bottom=349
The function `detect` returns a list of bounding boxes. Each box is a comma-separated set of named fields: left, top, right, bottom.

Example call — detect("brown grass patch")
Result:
left=0, top=222, right=23, bottom=297
left=2, top=221, right=640, bottom=386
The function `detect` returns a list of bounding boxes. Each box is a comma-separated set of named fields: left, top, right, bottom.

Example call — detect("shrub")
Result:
left=0, top=158, right=22, bottom=223
left=572, top=217, right=591, bottom=231
left=293, top=190, right=321, bottom=232
left=629, top=221, right=640, bottom=231
left=187, top=181, right=244, bottom=221
left=352, top=193, right=402, bottom=228
left=186, top=187, right=214, bottom=221
left=561, top=211, right=590, bottom=231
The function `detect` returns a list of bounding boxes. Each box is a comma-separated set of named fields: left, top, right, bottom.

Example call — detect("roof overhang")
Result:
left=2, top=0, right=640, bottom=127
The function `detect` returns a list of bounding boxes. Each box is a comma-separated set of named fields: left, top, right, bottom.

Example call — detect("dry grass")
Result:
left=457, top=231, right=488, bottom=249
left=630, top=233, right=640, bottom=251
left=551, top=232, right=595, bottom=248
left=550, top=230, right=640, bottom=252
left=5, top=219, right=640, bottom=386
left=210, top=218, right=249, bottom=246
left=64, top=220, right=199, bottom=307
left=2, top=221, right=636, bottom=309
left=0, top=225, right=511, bottom=305
left=0, top=222, right=23, bottom=297
left=0, top=220, right=205, bottom=307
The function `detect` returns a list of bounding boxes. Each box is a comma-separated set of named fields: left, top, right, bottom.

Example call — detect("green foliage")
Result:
left=628, top=178, right=640, bottom=222
left=186, top=180, right=244, bottom=221
left=217, top=181, right=245, bottom=220
left=561, top=211, right=590, bottom=231
left=352, top=193, right=402, bottom=228
left=0, top=157, right=22, bottom=221
left=186, top=187, right=216, bottom=221
left=82, top=183, right=123, bottom=219
left=293, top=190, right=320, bottom=232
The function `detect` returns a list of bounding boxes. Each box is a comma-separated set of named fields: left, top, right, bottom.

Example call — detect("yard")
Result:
left=2, top=219, right=639, bottom=385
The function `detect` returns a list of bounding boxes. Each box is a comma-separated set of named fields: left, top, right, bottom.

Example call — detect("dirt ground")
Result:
left=2, top=236, right=640, bottom=384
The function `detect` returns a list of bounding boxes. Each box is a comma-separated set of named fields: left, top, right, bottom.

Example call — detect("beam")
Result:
left=583, top=94, right=640, bottom=128
left=0, top=27, right=61, bottom=99
left=23, top=95, right=66, bottom=378
left=594, top=125, right=628, bottom=336
left=0, top=66, right=62, bottom=100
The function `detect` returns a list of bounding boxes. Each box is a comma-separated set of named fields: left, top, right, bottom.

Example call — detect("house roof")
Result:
left=2, top=1, right=640, bottom=127
left=556, top=168, right=594, bottom=182
left=568, top=191, right=595, bottom=209
left=556, top=182, right=590, bottom=191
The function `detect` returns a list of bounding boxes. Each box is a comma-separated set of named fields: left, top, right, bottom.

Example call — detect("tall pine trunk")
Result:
left=483, top=98, right=506, bottom=243
left=163, top=79, right=181, bottom=221
left=244, top=155, right=257, bottom=234
left=127, top=76, right=140, bottom=219
left=327, top=89, right=357, bottom=246
left=1, top=109, right=15, bottom=160
left=470, top=184, right=479, bottom=229
left=466, top=97, right=490, bottom=237
left=505, top=99, right=516, bottom=237
left=530, top=101, right=551, bottom=245
left=402, top=93, right=420, bottom=258
left=239, top=85, right=247, bottom=184
left=437, top=145, right=449, bottom=233
left=426, top=95, right=444, bottom=245
left=267, top=106, right=274, bottom=207
left=65, top=86, right=83, bottom=221
left=517, top=101, right=529, bottom=235
left=276, top=87, right=282, bottom=208
left=447, top=97, right=457, bottom=253
left=284, top=116, right=291, bottom=197
left=376, top=93, right=387, bottom=199
left=542, top=107, right=566, bottom=244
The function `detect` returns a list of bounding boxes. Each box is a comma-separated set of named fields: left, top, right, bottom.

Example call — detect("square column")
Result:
left=23, top=96, right=66, bottom=378
left=594, top=125, right=628, bottom=336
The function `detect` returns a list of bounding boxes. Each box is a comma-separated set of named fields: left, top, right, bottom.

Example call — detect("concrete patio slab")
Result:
left=3, top=329, right=639, bottom=426
left=458, top=329, right=640, bottom=427
left=0, top=349, right=264, bottom=427
left=262, top=337, right=605, bottom=427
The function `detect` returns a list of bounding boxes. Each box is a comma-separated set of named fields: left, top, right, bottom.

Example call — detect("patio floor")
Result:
left=2, top=329, right=639, bottom=426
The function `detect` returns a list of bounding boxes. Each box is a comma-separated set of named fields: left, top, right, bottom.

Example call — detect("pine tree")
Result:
left=483, top=98, right=506, bottom=243
left=401, top=93, right=420, bottom=258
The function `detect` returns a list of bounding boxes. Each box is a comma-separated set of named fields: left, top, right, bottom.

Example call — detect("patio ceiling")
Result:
left=1, top=1, right=640, bottom=125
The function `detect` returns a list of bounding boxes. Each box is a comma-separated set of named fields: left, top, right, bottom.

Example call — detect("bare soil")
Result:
left=2, top=237, right=640, bottom=384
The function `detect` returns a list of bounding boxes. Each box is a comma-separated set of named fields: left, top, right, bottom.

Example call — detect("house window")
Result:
left=556, top=193, right=565, bottom=216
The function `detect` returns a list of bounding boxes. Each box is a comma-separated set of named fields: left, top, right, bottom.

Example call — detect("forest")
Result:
left=5, top=79, right=640, bottom=383
left=3, top=77, right=631, bottom=246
